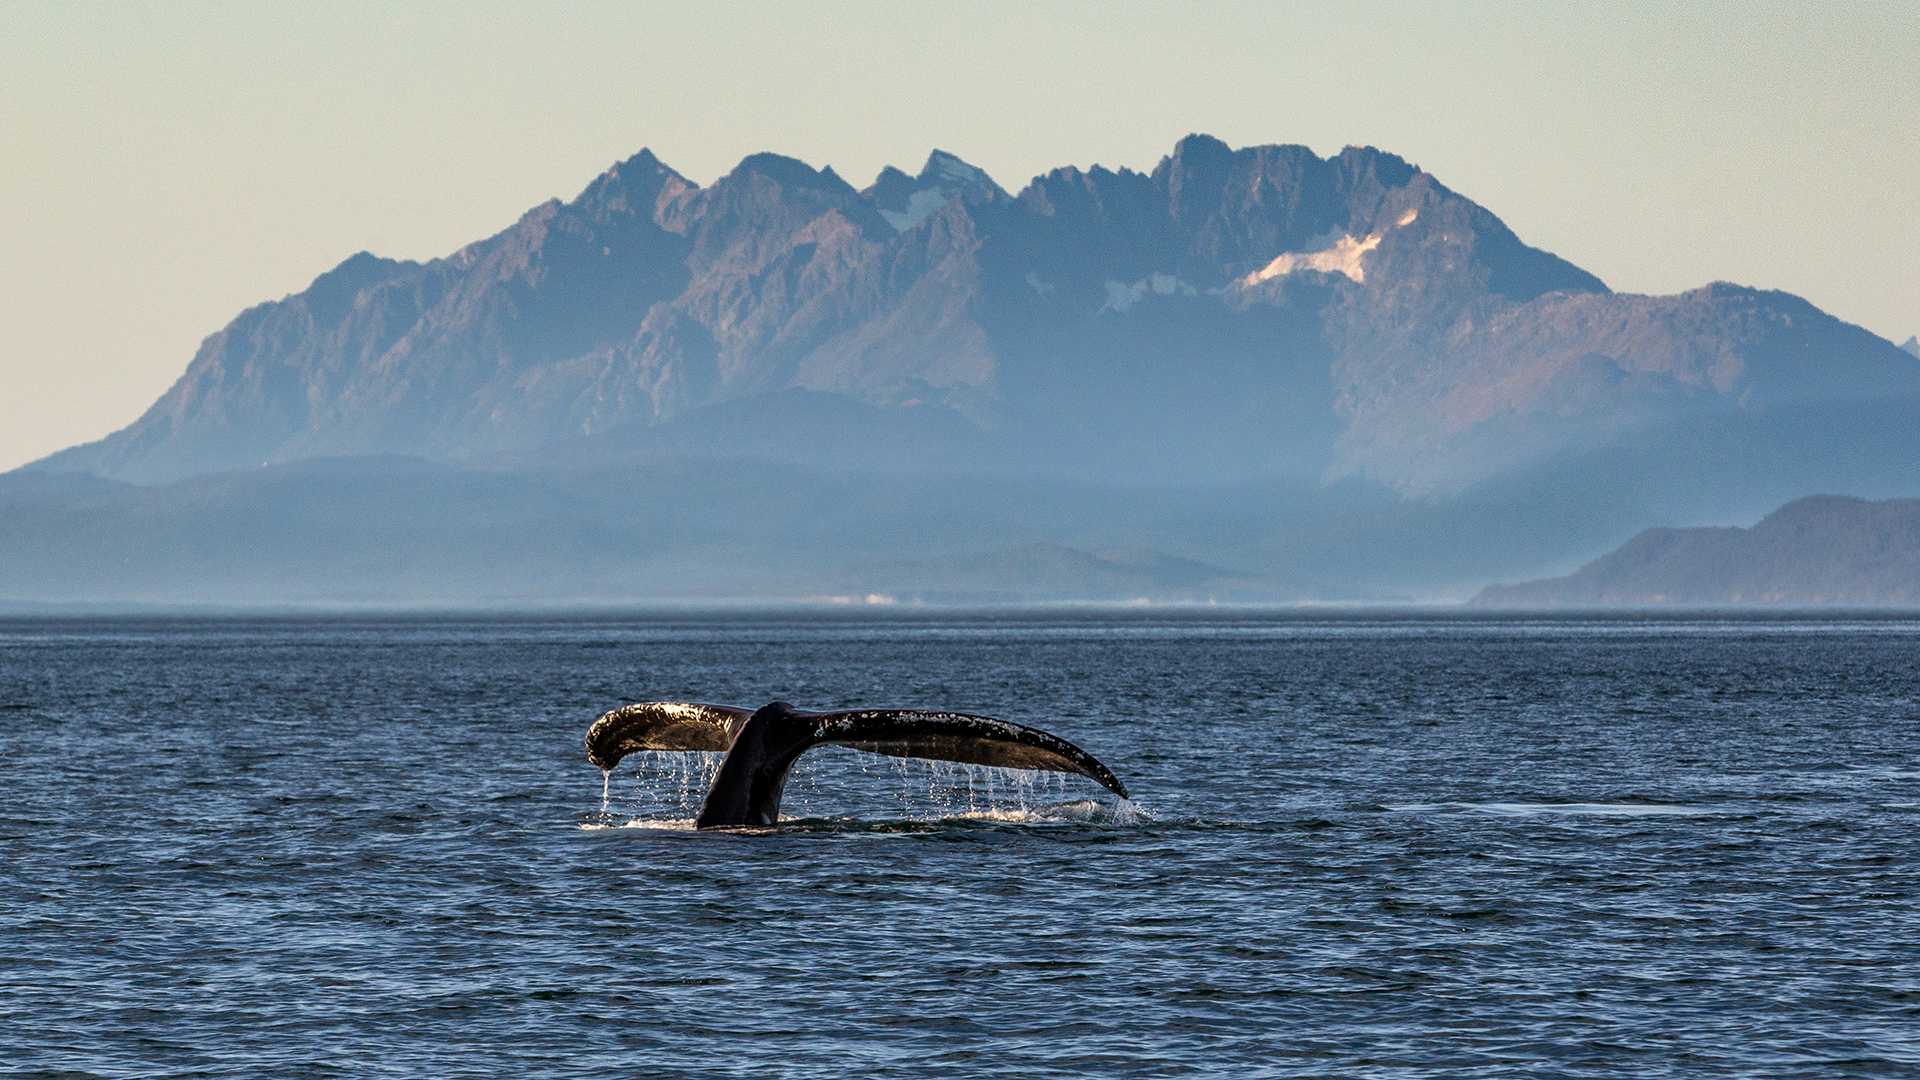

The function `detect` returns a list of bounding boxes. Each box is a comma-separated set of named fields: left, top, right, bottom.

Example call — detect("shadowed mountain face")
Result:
left=14, top=135, right=1920, bottom=603
left=1473, top=496, right=1920, bottom=606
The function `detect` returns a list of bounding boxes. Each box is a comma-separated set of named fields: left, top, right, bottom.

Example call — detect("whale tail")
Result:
left=585, top=700, right=1127, bottom=828
left=584, top=702, right=754, bottom=770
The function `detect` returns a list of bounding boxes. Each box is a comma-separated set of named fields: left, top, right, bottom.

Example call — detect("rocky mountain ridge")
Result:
left=35, top=133, right=1907, bottom=493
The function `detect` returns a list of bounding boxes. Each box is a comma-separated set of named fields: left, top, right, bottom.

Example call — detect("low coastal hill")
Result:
left=1473, top=495, right=1920, bottom=606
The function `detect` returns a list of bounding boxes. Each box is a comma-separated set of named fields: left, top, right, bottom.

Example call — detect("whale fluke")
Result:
left=585, top=700, right=1128, bottom=828
left=809, top=709, right=1128, bottom=793
left=584, top=702, right=754, bottom=770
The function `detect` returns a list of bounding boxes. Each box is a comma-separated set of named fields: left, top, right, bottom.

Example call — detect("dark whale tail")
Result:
left=585, top=702, right=755, bottom=768
left=585, top=700, right=1128, bottom=828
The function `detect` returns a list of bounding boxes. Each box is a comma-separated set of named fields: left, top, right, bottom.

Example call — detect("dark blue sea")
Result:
left=3, top=612, right=1918, bottom=1078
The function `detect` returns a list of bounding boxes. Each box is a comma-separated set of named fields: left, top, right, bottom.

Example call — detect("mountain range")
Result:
left=11, top=134, right=1920, bottom=604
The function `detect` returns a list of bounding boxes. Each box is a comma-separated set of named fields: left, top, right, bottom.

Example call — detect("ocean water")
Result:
left=2, top=612, right=1917, bottom=1078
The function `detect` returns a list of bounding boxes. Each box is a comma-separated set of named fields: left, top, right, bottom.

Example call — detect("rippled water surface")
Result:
left=3, top=612, right=1918, bottom=1078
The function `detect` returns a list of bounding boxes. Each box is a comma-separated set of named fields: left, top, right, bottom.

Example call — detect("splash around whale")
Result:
left=585, top=701, right=1128, bottom=829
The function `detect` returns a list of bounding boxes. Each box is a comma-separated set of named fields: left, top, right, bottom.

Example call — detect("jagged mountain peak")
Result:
left=1329, top=145, right=1419, bottom=190
left=919, top=150, right=1002, bottom=195
left=570, top=147, right=692, bottom=221
left=1013, top=163, right=1166, bottom=238
left=663, top=150, right=892, bottom=262
left=1153, top=140, right=1465, bottom=283
left=590, top=146, right=679, bottom=188
left=1022, top=160, right=1156, bottom=194
left=299, top=251, right=418, bottom=313
left=1167, top=132, right=1235, bottom=161
left=862, top=150, right=1005, bottom=233
left=723, top=151, right=858, bottom=198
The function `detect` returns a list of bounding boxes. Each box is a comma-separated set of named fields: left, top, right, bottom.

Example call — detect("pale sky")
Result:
left=2, top=0, right=1915, bottom=473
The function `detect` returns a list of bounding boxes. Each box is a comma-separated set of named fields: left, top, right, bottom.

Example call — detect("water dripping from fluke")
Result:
left=582, top=700, right=1134, bottom=830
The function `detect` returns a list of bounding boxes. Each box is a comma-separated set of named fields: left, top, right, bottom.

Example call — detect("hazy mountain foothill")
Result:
left=9, top=134, right=1919, bottom=607
left=1474, top=496, right=1920, bottom=606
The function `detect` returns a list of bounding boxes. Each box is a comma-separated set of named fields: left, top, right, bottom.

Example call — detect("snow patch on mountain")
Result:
left=879, top=188, right=955, bottom=232
left=1242, top=232, right=1381, bottom=285
left=1240, top=206, right=1418, bottom=287
left=874, top=150, right=1005, bottom=232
